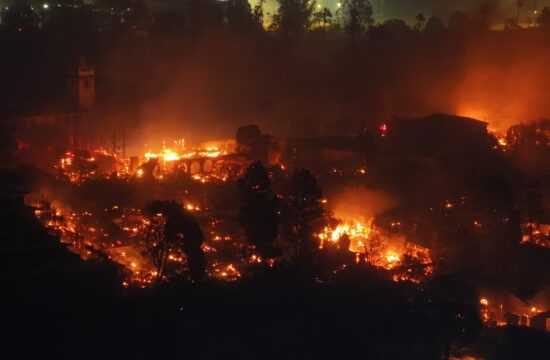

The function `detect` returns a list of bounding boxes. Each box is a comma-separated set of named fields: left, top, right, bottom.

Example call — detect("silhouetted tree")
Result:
left=312, top=7, right=332, bottom=31
left=143, top=213, right=172, bottom=280
left=448, top=10, right=487, bottom=37
left=281, top=170, right=326, bottom=262
left=423, top=16, right=446, bottom=37
left=394, top=253, right=430, bottom=283
left=448, top=10, right=471, bottom=33
left=226, top=0, right=259, bottom=31
left=383, top=19, right=412, bottom=38
left=238, top=162, right=279, bottom=258
left=271, top=0, right=314, bottom=38
left=186, top=0, right=224, bottom=31
left=144, top=201, right=206, bottom=281
left=538, top=7, right=550, bottom=27
left=414, top=13, right=425, bottom=31
left=252, top=0, right=265, bottom=28
left=338, top=0, right=373, bottom=43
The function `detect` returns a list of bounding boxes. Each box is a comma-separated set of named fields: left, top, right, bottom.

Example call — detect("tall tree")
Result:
left=281, top=170, right=326, bottom=262
left=423, top=16, right=446, bottom=38
left=186, top=0, right=224, bottom=30
left=252, top=0, right=266, bottom=28
left=448, top=10, right=487, bottom=37
left=226, top=0, right=258, bottom=31
left=538, top=7, right=550, bottom=28
left=338, top=0, right=373, bottom=43
left=312, top=7, right=332, bottom=31
left=144, top=201, right=206, bottom=281
left=414, top=13, right=425, bottom=31
left=238, top=162, right=280, bottom=258
left=271, top=0, right=315, bottom=38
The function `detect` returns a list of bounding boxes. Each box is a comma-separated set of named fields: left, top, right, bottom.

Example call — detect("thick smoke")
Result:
left=453, top=30, right=550, bottom=130
left=123, top=23, right=550, bottom=154
left=328, top=186, right=396, bottom=222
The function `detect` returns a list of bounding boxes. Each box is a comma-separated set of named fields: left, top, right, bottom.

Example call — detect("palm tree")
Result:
left=313, top=7, right=332, bottom=31
left=414, top=13, right=425, bottom=31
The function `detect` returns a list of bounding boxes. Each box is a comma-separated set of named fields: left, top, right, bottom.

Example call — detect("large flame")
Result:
left=318, top=218, right=433, bottom=283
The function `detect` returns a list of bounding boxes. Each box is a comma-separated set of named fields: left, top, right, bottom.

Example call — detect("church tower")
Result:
left=68, top=56, right=95, bottom=111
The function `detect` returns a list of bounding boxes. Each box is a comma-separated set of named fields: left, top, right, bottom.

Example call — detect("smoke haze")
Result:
left=124, top=25, right=550, bottom=152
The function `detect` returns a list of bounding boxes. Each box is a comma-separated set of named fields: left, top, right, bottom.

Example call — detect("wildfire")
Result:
left=319, top=219, right=372, bottom=252
left=318, top=219, right=433, bottom=283
left=478, top=295, right=548, bottom=328
left=520, top=223, right=550, bottom=248
left=210, top=263, right=241, bottom=281
left=28, top=192, right=254, bottom=288
left=56, top=138, right=233, bottom=184
left=144, top=144, right=227, bottom=164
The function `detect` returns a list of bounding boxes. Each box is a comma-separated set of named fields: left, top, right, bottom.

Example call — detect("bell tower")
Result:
left=68, top=55, right=95, bottom=111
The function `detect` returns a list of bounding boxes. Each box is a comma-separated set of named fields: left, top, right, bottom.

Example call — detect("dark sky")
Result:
left=370, top=0, right=547, bottom=22
left=3, top=1, right=546, bottom=25
left=249, top=0, right=549, bottom=24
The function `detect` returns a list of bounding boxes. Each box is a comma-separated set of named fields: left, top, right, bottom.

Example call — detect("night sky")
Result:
left=1, top=0, right=549, bottom=24
left=250, top=0, right=548, bottom=24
